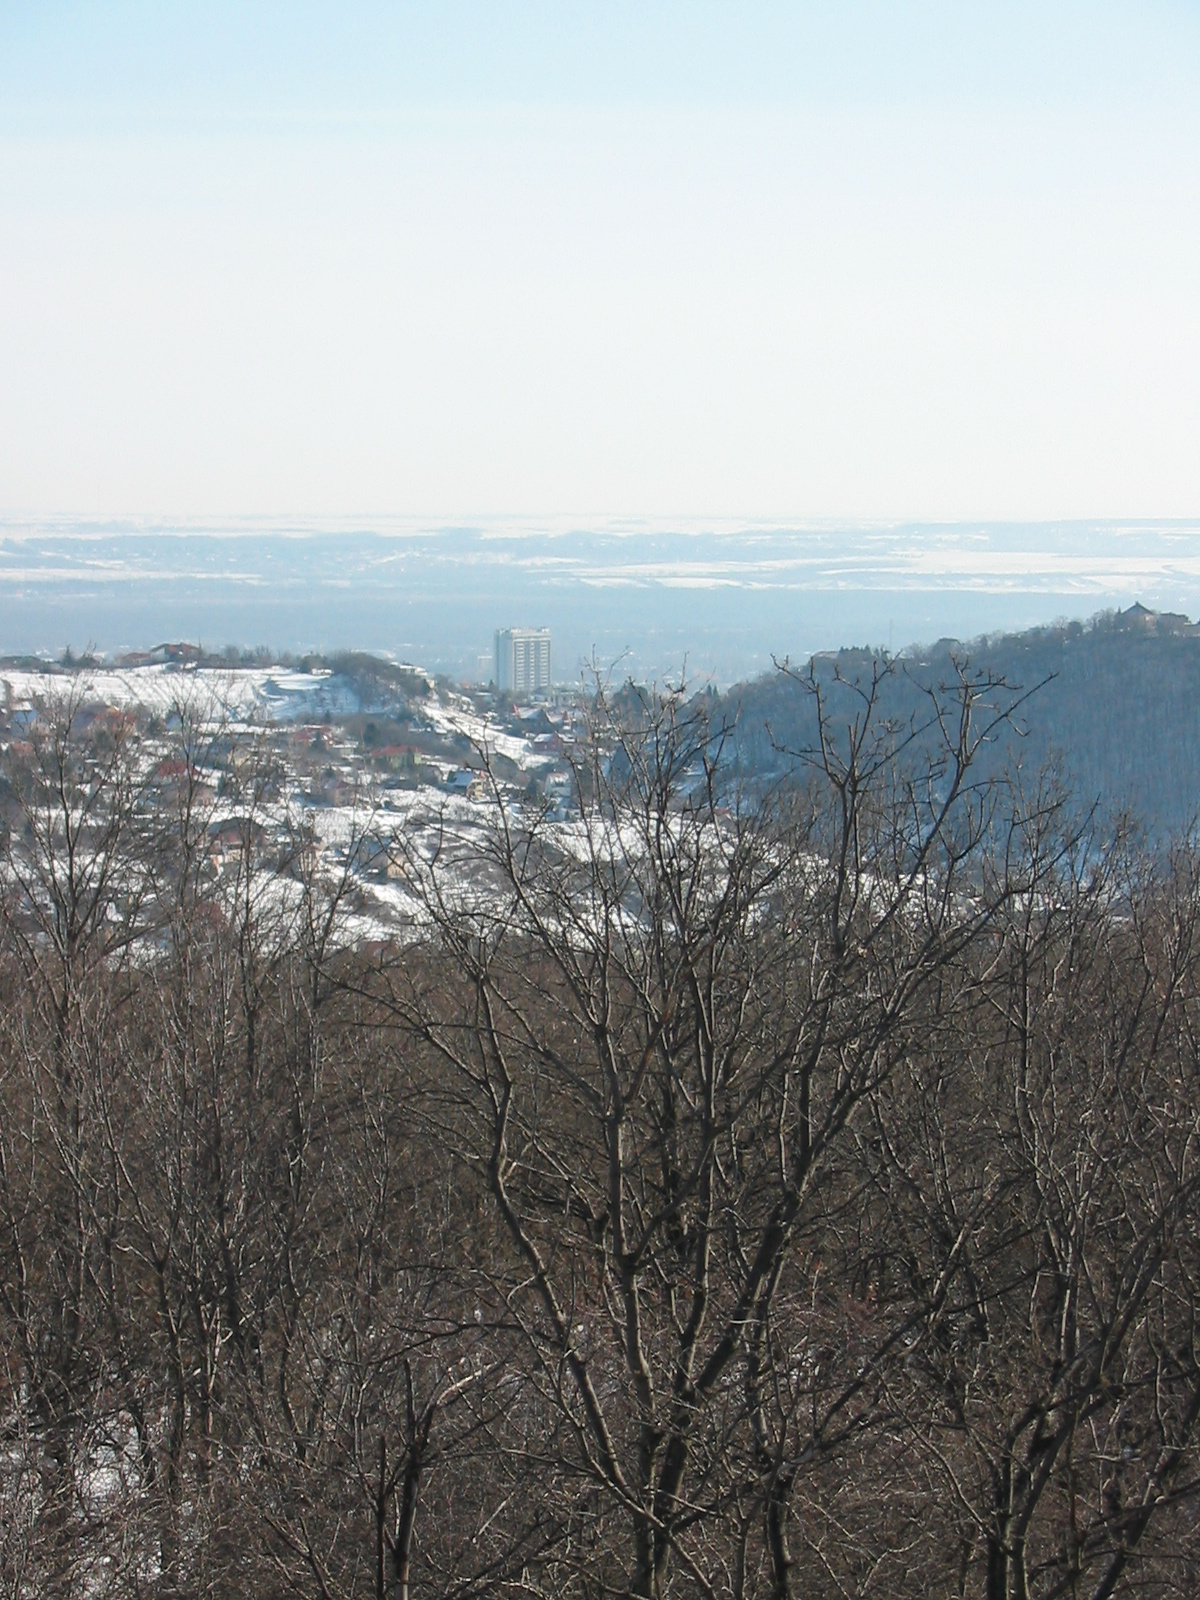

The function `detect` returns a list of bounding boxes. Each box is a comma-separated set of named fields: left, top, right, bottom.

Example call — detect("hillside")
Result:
left=718, top=604, right=1200, bottom=835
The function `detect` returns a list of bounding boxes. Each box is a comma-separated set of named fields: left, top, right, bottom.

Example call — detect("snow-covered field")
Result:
left=2, top=662, right=360, bottom=722
left=1, top=660, right=554, bottom=766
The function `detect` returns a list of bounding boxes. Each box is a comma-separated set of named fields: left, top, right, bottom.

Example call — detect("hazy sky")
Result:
left=1, top=3, right=1197, bottom=520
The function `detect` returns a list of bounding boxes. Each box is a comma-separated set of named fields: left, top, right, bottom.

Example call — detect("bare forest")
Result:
left=3, top=661, right=1200, bottom=1600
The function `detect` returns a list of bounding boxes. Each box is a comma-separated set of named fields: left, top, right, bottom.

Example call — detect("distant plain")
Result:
left=3, top=518, right=1200, bottom=683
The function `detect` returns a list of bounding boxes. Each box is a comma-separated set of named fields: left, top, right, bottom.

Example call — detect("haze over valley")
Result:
left=5, top=517, right=1200, bottom=683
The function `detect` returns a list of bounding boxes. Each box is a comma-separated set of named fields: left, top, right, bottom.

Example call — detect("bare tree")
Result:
left=365, top=663, right=1036, bottom=1596
left=858, top=801, right=1200, bottom=1599
left=3, top=663, right=1200, bottom=1600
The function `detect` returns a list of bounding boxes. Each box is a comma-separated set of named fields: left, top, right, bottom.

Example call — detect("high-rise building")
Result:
left=494, top=627, right=552, bottom=694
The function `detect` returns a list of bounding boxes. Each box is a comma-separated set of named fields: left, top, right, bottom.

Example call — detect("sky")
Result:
left=0, top=2, right=1197, bottom=522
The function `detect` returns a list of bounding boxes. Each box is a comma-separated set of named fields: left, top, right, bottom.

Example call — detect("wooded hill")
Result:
left=717, top=604, right=1200, bottom=837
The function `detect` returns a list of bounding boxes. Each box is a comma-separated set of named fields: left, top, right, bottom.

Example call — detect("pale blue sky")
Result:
left=3, top=3, right=1197, bottom=117
left=1, top=3, right=1197, bottom=518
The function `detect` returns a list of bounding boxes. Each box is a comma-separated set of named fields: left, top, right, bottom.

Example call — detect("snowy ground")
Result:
left=0, top=662, right=355, bottom=721
left=1, top=660, right=554, bottom=766
left=0, top=663, right=573, bottom=947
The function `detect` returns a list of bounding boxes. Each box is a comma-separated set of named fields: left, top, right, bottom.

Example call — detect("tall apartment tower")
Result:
left=494, top=627, right=552, bottom=694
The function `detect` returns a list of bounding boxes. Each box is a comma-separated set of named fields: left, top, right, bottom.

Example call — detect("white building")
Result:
left=494, top=627, right=552, bottom=694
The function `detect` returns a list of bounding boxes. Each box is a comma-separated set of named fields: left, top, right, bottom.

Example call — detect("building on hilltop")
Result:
left=1115, top=602, right=1197, bottom=635
left=494, top=627, right=552, bottom=694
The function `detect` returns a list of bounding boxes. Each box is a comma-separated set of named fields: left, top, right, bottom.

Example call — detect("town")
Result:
left=0, top=629, right=583, bottom=944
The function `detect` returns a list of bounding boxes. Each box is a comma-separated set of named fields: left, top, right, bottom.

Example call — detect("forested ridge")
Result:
left=3, top=657, right=1200, bottom=1598
left=718, top=604, right=1200, bottom=836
